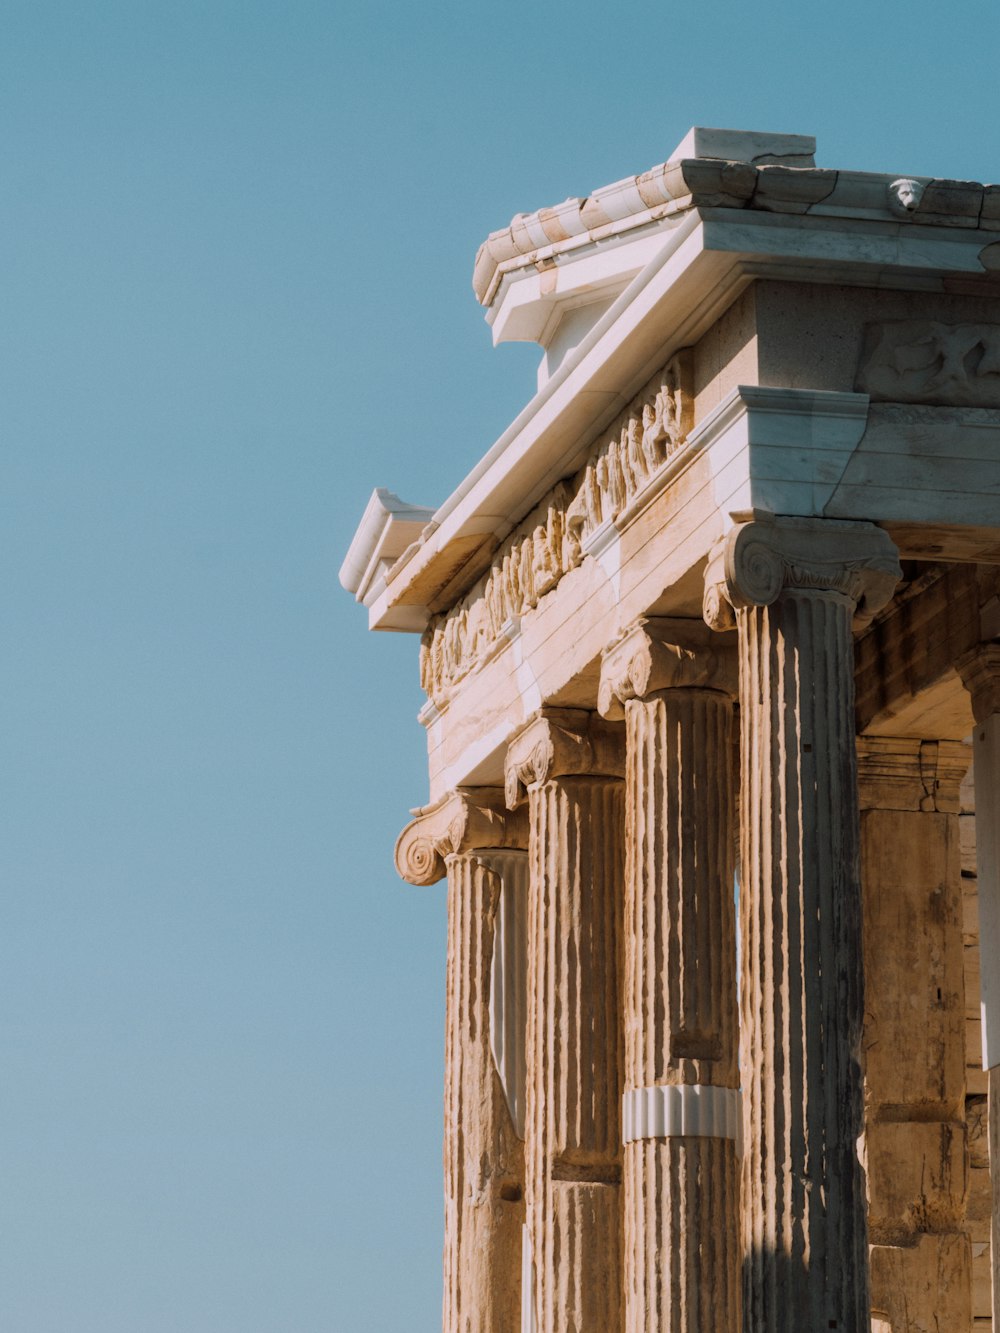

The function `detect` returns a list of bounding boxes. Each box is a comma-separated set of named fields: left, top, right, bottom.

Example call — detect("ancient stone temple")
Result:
left=340, top=127, right=1000, bottom=1331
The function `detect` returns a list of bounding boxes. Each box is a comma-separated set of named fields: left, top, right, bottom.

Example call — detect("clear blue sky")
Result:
left=0, top=3, right=997, bottom=1330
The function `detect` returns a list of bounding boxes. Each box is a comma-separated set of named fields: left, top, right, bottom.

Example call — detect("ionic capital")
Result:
left=702, top=517, right=901, bottom=632
left=504, top=708, right=624, bottom=810
left=394, top=787, right=527, bottom=886
left=957, top=642, right=1000, bottom=725
left=598, top=617, right=737, bottom=720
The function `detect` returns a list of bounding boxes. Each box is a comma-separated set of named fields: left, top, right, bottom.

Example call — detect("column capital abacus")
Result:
left=702, top=516, right=901, bottom=632
left=504, top=708, right=624, bottom=810
left=394, top=787, right=527, bottom=886
left=957, top=642, right=1000, bottom=725
left=597, top=617, right=737, bottom=721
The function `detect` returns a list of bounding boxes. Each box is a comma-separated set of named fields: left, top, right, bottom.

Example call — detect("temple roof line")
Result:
left=474, top=127, right=1000, bottom=308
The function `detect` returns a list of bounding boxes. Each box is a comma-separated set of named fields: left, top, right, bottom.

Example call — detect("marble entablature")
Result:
left=858, top=319, right=1000, bottom=407
left=419, top=351, right=693, bottom=707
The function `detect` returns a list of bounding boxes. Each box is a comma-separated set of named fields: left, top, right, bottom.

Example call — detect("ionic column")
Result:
left=598, top=618, right=740, bottom=1333
left=856, top=738, right=972, bottom=1332
left=704, top=516, right=901, bottom=1333
left=396, top=789, right=529, bottom=1333
left=505, top=710, right=625, bottom=1333
left=957, top=645, right=1000, bottom=1331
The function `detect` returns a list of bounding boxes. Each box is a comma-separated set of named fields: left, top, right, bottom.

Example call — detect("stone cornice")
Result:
left=957, top=642, right=1000, bottom=724
left=504, top=709, right=624, bottom=810
left=703, top=517, right=901, bottom=632
left=598, top=617, right=737, bottom=720
left=395, top=787, right=527, bottom=886
left=856, top=737, right=971, bottom=813
left=475, top=158, right=1000, bottom=307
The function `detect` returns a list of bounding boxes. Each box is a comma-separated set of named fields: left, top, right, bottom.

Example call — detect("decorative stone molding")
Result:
left=622, top=1085, right=741, bottom=1144
left=419, top=352, right=693, bottom=709
left=504, top=708, right=624, bottom=810
left=857, top=320, right=1000, bottom=407
left=856, top=737, right=972, bottom=813
left=395, top=788, right=527, bottom=886
left=703, top=516, right=901, bottom=632
left=597, top=616, right=737, bottom=719
left=957, top=642, right=1000, bottom=724
left=473, top=141, right=998, bottom=307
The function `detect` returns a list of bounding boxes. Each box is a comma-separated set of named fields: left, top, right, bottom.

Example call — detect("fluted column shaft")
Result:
left=740, top=589, right=866, bottom=1329
left=600, top=620, right=740, bottom=1333
left=443, top=853, right=526, bottom=1333
left=506, top=709, right=626, bottom=1333
left=705, top=517, right=901, bottom=1333
left=395, top=790, right=529, bottom=1333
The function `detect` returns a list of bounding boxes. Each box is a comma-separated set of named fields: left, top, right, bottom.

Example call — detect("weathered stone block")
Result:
left=862, top=808, right=966, bottom=1118
left=866, top=1120, right=967, bottom=1240
left=870, top=1233, right=972, bottom=1332
left=971, top=1239, right=991, bottom=1319
left=964, top=879, right=980, bottom=944
left=962, top=813, right=978, bottom=875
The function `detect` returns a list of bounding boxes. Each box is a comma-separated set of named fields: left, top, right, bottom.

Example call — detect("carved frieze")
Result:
left=857, top=320, right=1000, bottom=407
left=419, top=352, right=693, bottom=708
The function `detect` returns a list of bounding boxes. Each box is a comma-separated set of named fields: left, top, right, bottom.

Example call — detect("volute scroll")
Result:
left=703, top=517, right=902, bottom=633
left=394, top=787, right=527, bottom=886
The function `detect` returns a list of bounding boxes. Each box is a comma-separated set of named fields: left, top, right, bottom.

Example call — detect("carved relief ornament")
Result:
left=394, top=788, right=527, bottom=886
left=702, top=518, right=901, bottom=633
left=420, top=351, right=693, bottom=708
left=504, top=708, right=624, bottom=810
left=857, top=319, right=1000, bottom=407
left=597, top=617, right=737, bottom=721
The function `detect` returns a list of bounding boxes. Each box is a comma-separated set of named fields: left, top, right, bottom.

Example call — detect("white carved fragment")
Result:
left=621, top=1085, right=742, bottom=1144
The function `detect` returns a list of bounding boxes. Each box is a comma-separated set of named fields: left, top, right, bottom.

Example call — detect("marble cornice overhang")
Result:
left=352, top=142, right=1000, bottom=636
left=475, top=160, right=1000, bottom=309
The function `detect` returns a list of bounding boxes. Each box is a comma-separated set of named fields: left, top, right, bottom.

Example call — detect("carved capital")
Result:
left=394, top=787, right=527, bottom=886
left=857, top=736, right=971, bottom=813
left=504, top=708, right=624, bottom=810
left=597, top=617, right=737, bottom=720
left=703, top=517, right=901, bottom=632
left=957, top=643, right=1000, bottom=725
